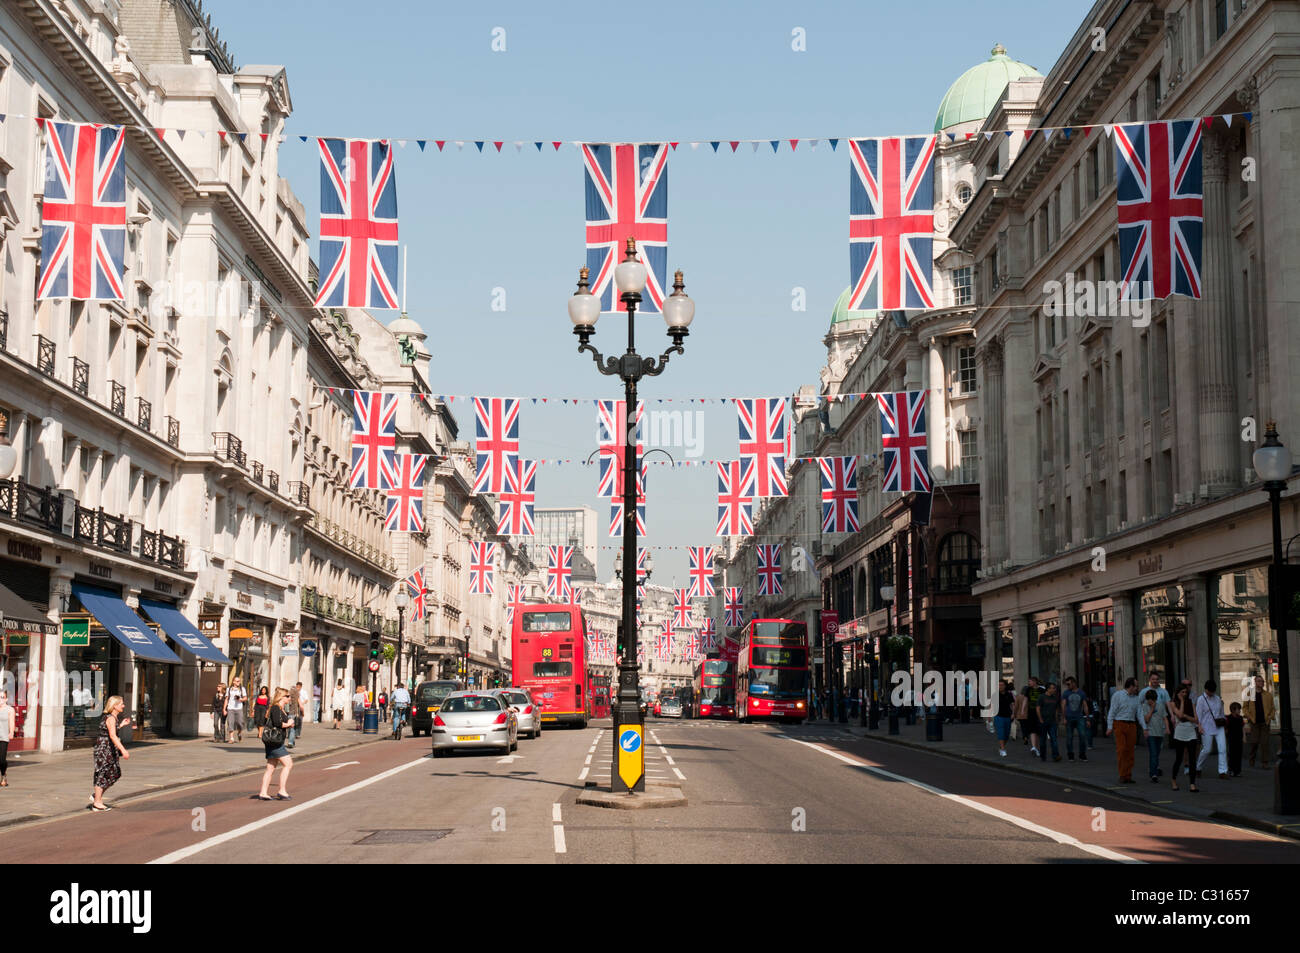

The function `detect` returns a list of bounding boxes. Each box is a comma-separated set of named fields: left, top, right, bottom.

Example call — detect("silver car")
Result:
left=659, top=696, right=683, bottom=718
left=493, top=688, right=543, bottom=739
left=431, top=691, right=518, bottom=757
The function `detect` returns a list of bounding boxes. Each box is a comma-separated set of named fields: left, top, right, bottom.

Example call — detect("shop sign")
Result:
left=236, top=592, right=252, bottom=607
left=61, top=616, right=90, bottom=647
left=88, top=561, right=112, bottom=579
left=1138, top=554, right=1163, bottom=575
left=279, top=630, right=299, bottom=657
left=5, top=632, right=29, bottom=648
left=6, top=539, right=42, bottom=562
left=153, top=578, right=173, bottom=594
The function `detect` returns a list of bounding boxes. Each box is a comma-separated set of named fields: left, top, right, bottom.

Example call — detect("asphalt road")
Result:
left=4, top=719, right=1295, bottom=864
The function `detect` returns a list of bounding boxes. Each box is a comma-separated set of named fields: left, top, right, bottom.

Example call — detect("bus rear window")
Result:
left=521, top=612, right=572, bottom=633
left=533, top=661, right=573, bottom=678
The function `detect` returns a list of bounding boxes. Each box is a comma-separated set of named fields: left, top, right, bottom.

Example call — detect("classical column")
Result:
left=981, top=620, right=1000, bottom=680
left=1057, top=604, right=1078, bottom=685
left=1011, top=615, right=1030, bottom=686
left=979, top=338, right=1007, bottom=563
left=41, top=570, right=74, bottom=754
left=1110, top=591, right=1138, bottom=687
left=1196, top=133, right=1240, bottom=496
left=1181, top=576, right=1211, bottom=690
left=927, top=339, right=948, bottom=477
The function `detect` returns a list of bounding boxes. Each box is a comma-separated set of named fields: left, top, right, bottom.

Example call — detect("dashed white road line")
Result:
left=578, top=766, right=589, bottom=781
left=552, top=802, right=567, bottom=854
left=672, top=767, right=686, bottom=780
left=584, top=754, right=592, bottom=765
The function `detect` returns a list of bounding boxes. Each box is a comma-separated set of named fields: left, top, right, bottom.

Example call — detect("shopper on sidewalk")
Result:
left=1168, top=684, right=1200, bottom=792
left=1195, top=680, right=1230, bottom=779
left=253, top=686, right=270, bottom=739
left=1036, top=682, right=1062, bottom=761
left=225, top=677, right=246, bottom=742
left=1244, top=675, right=1274, bottom=768
left=993, top=680, right=1015, bottom=758
left=1021, top=677, right=1044, bottom=757
left=352, top=686, right=366, bottom=730
left=0, top=688, right=13, bottom=787
left=1226, top=702, right=1245, bottom=777
left=1061, top=676, right=1089, bottom=761
left=1141, top=688, right=1166, bottom=783
left=257, top=688, right=293, bottom=801
left=1106, top=677, right=1141, bottom=783
left=297, top=682, right=311, bottom=736
left=284, top=687, right=301, bottom=749
left=90, top=696, right=131, bottom=811
left=1012, top=688, right=1030, bottom=750
left=312, top=680, right=322, bottom=724
left=331, top=680, right=349, bottom=730
left=212, top=683, right=227, bottom=742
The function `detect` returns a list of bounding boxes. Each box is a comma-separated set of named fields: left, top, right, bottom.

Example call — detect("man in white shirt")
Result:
left=1194, top=679, right=1230, bottom=779
left=330, top=679, right=350, bottom=730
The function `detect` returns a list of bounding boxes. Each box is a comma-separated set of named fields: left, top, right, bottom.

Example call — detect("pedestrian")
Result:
left=1244, top=674, right=1274, bottom=769
left=377, top=690, right=388, bottom=724
left=1194, top=679, right=1230, bottom=779
left=1061, top=676, right=1089, bottom=761
left=1141, top=688, right=1166, bottom=783
left=993, top=679, right=1015, bottom=758
left=253, top=685, right=270, bottom=739
left=352, top=684, right=366, bottom=730
left=285, top=686, right=301, bottom=749
left=297, top=682, right=311, bottom=736
left=312, top=679, right=322, bottom=724
left=1036, top=682, right=1062, bottom=761
left=257, top=688, right=293, bottom=801
left=1012, top=686, right=1030, bottom=748
left=331, top=679, right=349, bottom=730
left=1023, top=676, right=1046, bottom=756
left=1225, top=702, right=1245, bottom=777
left=90, top=695, right=131, bottom=811
left=212, top=682, right=227, bottom=742
left=1168, top=683, right=1200, bottom=792
left=1106, top=677, right=1141, bottom=783
left=0, top=688, right=14, bottom=787
left=225, top=676, right=246, bottom=742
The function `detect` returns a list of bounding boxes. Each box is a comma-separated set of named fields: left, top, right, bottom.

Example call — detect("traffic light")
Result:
left=369, top=631, right=381, bottom=661
left=616, top=623, right=626, bottom=662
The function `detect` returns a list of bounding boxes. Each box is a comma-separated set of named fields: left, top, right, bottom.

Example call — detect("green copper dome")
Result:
left=830, top=287, right=876, bottom=326
left=933, top=44, right=1042, bottom=133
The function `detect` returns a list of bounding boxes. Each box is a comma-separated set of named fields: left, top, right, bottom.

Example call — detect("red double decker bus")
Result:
left=692, top=657, right=735, bottom=719
left=511, top=604, right=590, bottom=728
left=590, top=672, right=612, bottom=719
left=735, top=618, right=809, bottom=723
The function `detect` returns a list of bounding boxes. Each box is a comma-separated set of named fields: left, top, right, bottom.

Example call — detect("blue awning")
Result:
left=139, top=599, right=233, bottom=665
left=72, top=583, right=182, bottom=664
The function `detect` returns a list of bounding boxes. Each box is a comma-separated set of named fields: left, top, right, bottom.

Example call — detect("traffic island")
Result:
left=576, top=781, right=687, bottom=810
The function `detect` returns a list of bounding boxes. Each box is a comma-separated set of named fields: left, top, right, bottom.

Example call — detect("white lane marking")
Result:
left=323, top=761, right=360, bottom=771
left=552, top=802, right=563, bottom=822
left=584, top=754, right=592, bottom=765
left=578, top=766, right=589, bottom=781
left=672, top=767, right=686, bottom=780
left=553, top=802, right=566, bottom=854
left=149, top=756, right=428, bottom=864
left=789, top=740, right=1139, bottom=864
left=663, top=755, right=676, bottom=765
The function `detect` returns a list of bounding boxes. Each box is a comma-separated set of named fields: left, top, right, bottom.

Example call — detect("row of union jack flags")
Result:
left=38, top=119, right=1215, bottom=308
left=349, top=391, right=426, bottom=532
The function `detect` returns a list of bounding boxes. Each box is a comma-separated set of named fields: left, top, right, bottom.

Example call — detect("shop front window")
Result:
left=3, top=635, right=43, bottom=751
left=63, top=632, right=112, bottom=745
left=1212, top=566, right=1276, bottom=724
left=1138, top=585, right=1187, bottom=691
left=1077, top=606, right=1115, bottom=711
left=1000, top=629, right=1014, bottom=682
left=1032, top=616, right=1060, bottom=684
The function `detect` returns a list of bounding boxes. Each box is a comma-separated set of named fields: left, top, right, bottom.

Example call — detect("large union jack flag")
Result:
left=473, top=398, right=520, bottom=495
left=878, top=391, right=931, bottom=493
left=737, top=398, right=788, bottom=498
left=688, top=547, right=715, bottom=598
left=546, top=546, right=573, bottom=600
left=469, top=541, right=496, bottom=595
left=496, top=458, right=536, bottom=536
left=1114, top=120, right=1203, bottom=301
left=381, top=453, right=426, bottom=532
left=819, top=455, right=861, bottom=533
left=658, top=625, right=673, bottom=662
left=315, top=138, right=400, bottom=309
left=37, top=121, right=127, bottom=301
left=405, top=569, right=427, bottom=623
left=724, top=587, right=744, bottom=628
left=350, top=391, right=398, bottom=490
left=505, top=584, right=526, bottom=627
left=848, top=135, right=937, bottom=311
left=716, top=460, right=756, bottom=537
left=701, top=617, right=718, bottom=653
left=685, top=629, right=701, bottom=660
left=608, top=463, right=648, bottom=538
left=757, top=544, right=783, bottom=596
left=582, top=143, right=669, bottom=313
left=672, top=589, right=694, bottom=630
left=596, top=399, right=644, bottom=498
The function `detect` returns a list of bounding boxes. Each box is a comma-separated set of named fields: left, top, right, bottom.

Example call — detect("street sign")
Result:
left=300, top=640, right=318, bottom=657
left=617, top=725, right=644, bottom=791
left=368, top=660, right=380, bottom=672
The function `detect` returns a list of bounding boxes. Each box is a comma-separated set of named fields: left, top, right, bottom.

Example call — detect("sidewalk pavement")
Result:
left=0, top=717, right=386, bottom=828
left=805, top=713, right=1300, bottom=842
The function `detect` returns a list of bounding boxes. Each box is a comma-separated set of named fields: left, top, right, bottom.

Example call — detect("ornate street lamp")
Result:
left=394, top=586, right=410, bottom=690
left=462, top=623, right=472, bottom=690
left=570, top=238, right=692, bottom=794
left=1254, top=422, right=1297, bottom=813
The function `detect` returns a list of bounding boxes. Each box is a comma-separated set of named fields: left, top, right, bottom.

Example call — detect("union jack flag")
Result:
left=819, top=455, right=861, bottom=532
left=757, top=544, right=783, bottom=596
left=701, top=617, right=717, bottom=652
left=469, top=541, right=495, bottom=595
left=608, top=463, right=647, bottom=538
left=848, top=135, right=937, bottom=311
left=381, top=454, right=426, bottom=532
left=672, top=589, right=694, bottom=630
left=878, top=391, right=931, bottom=493
left=546, top=546, right=573, bottom=600
left=685, top=629, right=701, bottom=660
left=737, top=398, right=787, bottom=497
left=315, top=138, right=400, bottom=309
left=405, top=569, right=427, bottom=622
left=582, top=143, right=669, bottom=313
left=637, top=639, right=645, bottom=666
left=688, top=547, right=715, bottom=598
left=496, top=458, right=536, bottom=536
left=473, top=398, right=520, bottom=495
left=636, top=549, right=649, bottom=601
left=350, top=391, right=398, bottom=490
left=716, top=460, right=756, bottom=537
left=657, top=626, right=671, bottom=661
left=37, top=121, right=127, bottom=301
left=567, top=584, right=583, bottom=608
left=596, top=399, right=644, bottom=498
left=505, top=584, right=526, bottom=627
left=724, top=587, right=744, bottom=628
left=1114, top=120, right=1203, bottom=300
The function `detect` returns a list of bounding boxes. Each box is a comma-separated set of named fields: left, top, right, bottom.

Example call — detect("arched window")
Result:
left=937, top=532, right=980, bottom=592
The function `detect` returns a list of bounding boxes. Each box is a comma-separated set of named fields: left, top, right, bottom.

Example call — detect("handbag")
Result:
left=263, top=712, right=285, bottom=746
left=1173, top=720, right=1197, bottom=742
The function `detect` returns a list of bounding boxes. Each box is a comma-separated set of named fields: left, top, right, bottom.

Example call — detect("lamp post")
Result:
left=881, top=584, right=898, bottom=735
left=1254, top=422, right=1298, bottom=814
left=462, top=623, right=472, bottom=690
left=570, top=238, right=693, bottom=793
left=394, top=587, right=409, bottom=691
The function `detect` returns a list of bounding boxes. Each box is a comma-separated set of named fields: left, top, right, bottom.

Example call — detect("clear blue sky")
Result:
left=216, top=0, right=1091, bottom=583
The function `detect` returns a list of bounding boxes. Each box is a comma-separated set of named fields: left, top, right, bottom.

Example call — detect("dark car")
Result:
left=409, top=680, right=460, bottom=737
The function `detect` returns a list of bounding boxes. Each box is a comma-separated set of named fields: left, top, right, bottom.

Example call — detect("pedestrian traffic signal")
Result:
left=369, top=632, right=381, bottom=660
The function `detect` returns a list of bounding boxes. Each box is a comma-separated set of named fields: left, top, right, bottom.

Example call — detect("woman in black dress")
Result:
left=91, top=695, right=130, bottom=811
left=253, top=686, right=270, bottom=739
left=257, top=688, right=293, bottom=801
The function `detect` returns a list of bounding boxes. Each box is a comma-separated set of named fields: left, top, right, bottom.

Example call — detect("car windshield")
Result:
left=441, top=695, right=502, bottom=713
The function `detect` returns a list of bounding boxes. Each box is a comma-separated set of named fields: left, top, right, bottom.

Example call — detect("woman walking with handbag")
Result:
left=90, top=696, right=131, bottom=811
left=1168, top=684, right=1201, bottom=792
left=257, top=688, right=293, bottom=801
left=212, top=683, right=227, bottom=742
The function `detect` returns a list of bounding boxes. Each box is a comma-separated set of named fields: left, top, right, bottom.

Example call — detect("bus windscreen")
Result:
left=746, top=666, right=809, bottom=696
left=522, top=612, right=573, bottom=632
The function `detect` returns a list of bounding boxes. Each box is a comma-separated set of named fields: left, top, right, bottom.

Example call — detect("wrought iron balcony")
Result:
left=36, top=335, right=56, bottom=376
left=109, top=381, right=126, bottom=418
left=287, top=481, right=310, bottom=506
left=137, top=397, right=152, bottom=432
left=72, top=358, right=89, bottom=396
left=268, top=470, right=279, bottom=493
left=212, top=433, right=246, bottom=467
left=0, top=479, right=66, bottom=533
left=139, top=528, right=185, bottom=570
left=166, top=416, right=180, bottom=448
left=74, top=505, right=133, bottom=555
left=251, top=460, right=264, bottom=484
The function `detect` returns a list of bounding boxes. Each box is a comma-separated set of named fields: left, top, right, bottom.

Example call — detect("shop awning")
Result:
left=0, top=579, right=57, bottom=639
left=138, top=599, right=232, bottom=665
left=71, top=583, right=181, bottom=664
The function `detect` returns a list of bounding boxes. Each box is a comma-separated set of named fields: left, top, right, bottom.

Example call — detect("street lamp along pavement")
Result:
left=571, top=238, right=693, bottom=795
left=394, top=586, right=410, bottom=690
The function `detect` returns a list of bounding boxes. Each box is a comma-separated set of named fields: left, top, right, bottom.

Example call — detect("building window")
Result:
left=959, top=429, right=978, bottom=483
left=956, top=182, right=972, bottom=205
left=957, top=346, right=976, bottom=394
left=952, top=266, right=972, bottom=306
left=937, top=532, right=979, bottom=592
left=989, top=248, right=1000, bottom=292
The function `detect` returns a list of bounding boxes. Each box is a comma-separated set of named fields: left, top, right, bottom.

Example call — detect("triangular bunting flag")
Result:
left=1004, top=130, right=1013, bottom=137
left=729, top=141, right=740, bottom=152
left=1043, top=128, right=1055, bottom=142
left=690, top=142, right=700, bottom=150
left=829, top=139, right=839, bottom=150
left=983, top=132, right=993, bottom=141
left=946, top=133, right=956, bottom=142
left=155, top=128, right=165, bottom=140
left=535, top=142, right=543, bottom=151
left=237, top=133, right=247, bottom=142
left=260, top=133, right=269, bottom=142
left=514, top=142, right=523, bottom=152
left=417, top=140, right=427, bottom=151
left=1063, top=128, right=1072, bottom=139
left=1222, top=114, right=1233, bottom=127
left=218, top=130, right=227, bottom=141
left=1202, top=116, right=1214, bottom=132
left=493, top=141, right=503, bottom=151
left=809, top=139, right=819, bottom=150
left=789, top=139, right=798, bottom=150
left=751, top=141, right=760, bottom=153
left=177, top=128, right=186, bottom=140
left=552, top=141, right=562, bottom=150
left=669, top=142, right=678, bottom=150
left=710, top=141, right=720, bottom=152
left=1103, top=124, right=1113, bottom=137
left=770, top=140, right=780, bottom=152
left=456, top=141, right=465, bottom=150
left=964, top=132, right=974, bottom=139
left=298, top=134, right=308, bottom=142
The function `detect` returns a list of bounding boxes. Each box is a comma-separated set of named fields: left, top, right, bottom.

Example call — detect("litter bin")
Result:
left=363, top=708, right=379, bottom=734
left=925, top=706, right=943, bottom=741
